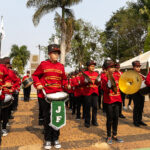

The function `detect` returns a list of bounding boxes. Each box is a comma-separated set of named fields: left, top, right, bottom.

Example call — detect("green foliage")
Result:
left=26, top=0, right=82, bottom=26
left=100, top=6, right=147, bottom=62
left=130, top=0, right=150, bottom=52
left=65, top=19, right=102, bottom=68
left=9, top=45, right=30, bottom=75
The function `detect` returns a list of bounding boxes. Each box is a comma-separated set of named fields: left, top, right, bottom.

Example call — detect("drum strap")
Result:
left=49, top=101, right=66, bottom=130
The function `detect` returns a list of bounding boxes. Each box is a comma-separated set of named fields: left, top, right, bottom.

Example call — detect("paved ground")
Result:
left=1, top=96, right=150, bottom=150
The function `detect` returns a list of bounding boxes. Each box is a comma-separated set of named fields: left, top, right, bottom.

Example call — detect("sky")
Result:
left=0, top=0, right=137, bottom=71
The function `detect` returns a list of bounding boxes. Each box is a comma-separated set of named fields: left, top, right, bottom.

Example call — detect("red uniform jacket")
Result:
left=0, top=64, right=10, bottom=100
left=32, top=59, right=67, bottom=99
left=101, top=72, right=122, bottom=104
left=145, top=71, right=150, bottom=86
left=73, top=76, right=84, bottom=97
left=22, top=75, right=29, bottom=82
left=81, top=71, right=99, bottom=96
left=3, top=69, right=18, bottom=94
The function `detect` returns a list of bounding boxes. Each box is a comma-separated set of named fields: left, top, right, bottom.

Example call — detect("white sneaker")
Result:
left=6, top=123, right=10, bottom=127
left=123, top=106, right=127, bottom=111
left=2, top=129, right=8, bottom=136
left=128, top=105, right=132, bottom=110
left=44, top=141, right=52, bottom=149
left=54, top=140, right=61, bottom=149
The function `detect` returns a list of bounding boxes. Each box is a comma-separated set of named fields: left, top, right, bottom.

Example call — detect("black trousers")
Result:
left=119, top=92, right=125, bottom=115
left=69, top=93, right=73, bottom=110
left=98, top=86, right=102, bottom=109
left=38, top=97, right=44, bottom=123
left=72, top=94, right=77, bottom=114
left=106, top=102, right=120, bottom=137
left=76, top=96, right=85, bottom=118
left=39, top=97, right=60, bottom=141
left=23, top=86, right=31, bottom=101
left=132, top=92, right=144, bottom=123
left=84, top=93, right=98, bottom=125
left=1, top=107, right=9, bottom=129
left=12, top=93, right=19, bottom=110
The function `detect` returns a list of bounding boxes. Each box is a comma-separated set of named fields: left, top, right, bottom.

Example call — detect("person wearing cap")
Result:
left=114, top=63, right=126, bottom=119
left=132, top=60, right=147, bottom=127
left=100, top=65, right=107, bottom=113
left=32, top=44, right=68, bottom=149
left=81, top=60, right=100, bottom=128
left=0, top=60, right=11, bottom=139
left=22, top=71, right=31, bottom=102
left=101, top=60, right=123, bottom=144
left=1, top=57, right=18, bottom=136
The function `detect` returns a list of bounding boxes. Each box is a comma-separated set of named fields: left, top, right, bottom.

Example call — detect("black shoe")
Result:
left=39, top=119, right=44, bottom=126
left=9, top=115, right=14, bottom=119
left=138, top=121, right=147, bottom=126
left=133, top=122, right=140, bottom=127
left=76, top=117, right=81, bottom=120
left=112, top=136, right=124, bottom=143
left=84, top=123, right=90, bottom=128
left=92, top=122, right=99, bottom=126
left=119, top=114, right=126, bottom=118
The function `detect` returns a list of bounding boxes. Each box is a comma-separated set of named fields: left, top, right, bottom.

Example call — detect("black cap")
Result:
left=86, top=60, right=96, bottom=66
left=48, top=44, right=60, bottom=54
left=103, top=60, right=115, bottom=69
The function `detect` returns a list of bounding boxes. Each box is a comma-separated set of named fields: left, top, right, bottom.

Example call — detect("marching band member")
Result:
left=74, top=70, right=85, bottom=120
left=22, top=71, right=31, bottom=102
left=32, top=44, right=68, bottom=149
left=82, top=60, right=100, bottom=128
left=1, top=57, right=18, bottom=136
left=12, top=71, right=21, bottom=111
left=0, top=59, right=11, bottom=140
left=114, top=63, right=126, bottom=118
left=101, top=60, right=123, bottom=144
left=132, top=61, right=147, bottom=127
left=100, top=65, right=107, bottom=113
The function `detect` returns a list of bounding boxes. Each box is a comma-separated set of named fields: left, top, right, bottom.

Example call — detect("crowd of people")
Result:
left=1, top=43, right=150, bottom=149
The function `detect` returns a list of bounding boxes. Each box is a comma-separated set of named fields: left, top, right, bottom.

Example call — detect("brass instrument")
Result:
left=119, top=70, right=142, bottom=95
left=81, top=71, right=92, bottom=84
left=106, top=71, right=117, bottom=94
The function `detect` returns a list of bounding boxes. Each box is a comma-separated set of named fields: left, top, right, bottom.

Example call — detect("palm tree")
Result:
left=9, top=45, right=30, bottom=74
left=26, top=0, right=82, bottom=65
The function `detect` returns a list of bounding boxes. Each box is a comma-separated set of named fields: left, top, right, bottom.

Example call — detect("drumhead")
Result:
left=23, top=77, right=33, bottom=88
left=46, top=92, right=69, bottom=102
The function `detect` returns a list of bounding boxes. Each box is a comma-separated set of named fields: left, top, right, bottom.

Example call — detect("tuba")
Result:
left=119, top=70, right=142, bottom=95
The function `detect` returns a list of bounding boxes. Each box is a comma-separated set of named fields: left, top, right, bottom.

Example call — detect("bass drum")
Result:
left=2, top=94, right=13, bottom=109
left=22, top=77, right=33, bottom=88
left=42, top=89, right=69, bottom=103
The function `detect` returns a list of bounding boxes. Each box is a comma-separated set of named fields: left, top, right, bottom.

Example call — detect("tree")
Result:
left=26, top=0, right=82, bottom=65
left=130, top=0, right=150, bottom=52
left=100, top=7, right=147, bottom=62
left=9, top=45, right=30, bottom=74
left=66, top=19, right=102, bottom=68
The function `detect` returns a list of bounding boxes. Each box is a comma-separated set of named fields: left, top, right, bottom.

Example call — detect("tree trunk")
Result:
left=60, top=8, right=66, bottom=65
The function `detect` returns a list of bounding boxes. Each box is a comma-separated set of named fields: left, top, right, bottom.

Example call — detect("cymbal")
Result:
left=119, top=70, right=142, bottom=95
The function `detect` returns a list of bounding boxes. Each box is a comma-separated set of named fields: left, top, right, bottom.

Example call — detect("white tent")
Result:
left=120, top=51, right=150, bottom=69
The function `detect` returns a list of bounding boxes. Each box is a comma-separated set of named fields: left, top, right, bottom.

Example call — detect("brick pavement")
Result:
left=1, top=98, right=150, bottom=150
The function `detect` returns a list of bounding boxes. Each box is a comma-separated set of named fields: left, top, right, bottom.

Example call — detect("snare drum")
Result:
left=22, top=77, right=33, bottom=88
left=42, top=89, right=69, bottom=103
left=2, top=94, right=13, bottom=109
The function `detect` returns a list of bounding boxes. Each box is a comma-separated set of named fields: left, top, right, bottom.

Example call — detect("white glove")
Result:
left=107, top=80, right=112, bottom=88
left=140, top=81, right=146, bottom=89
